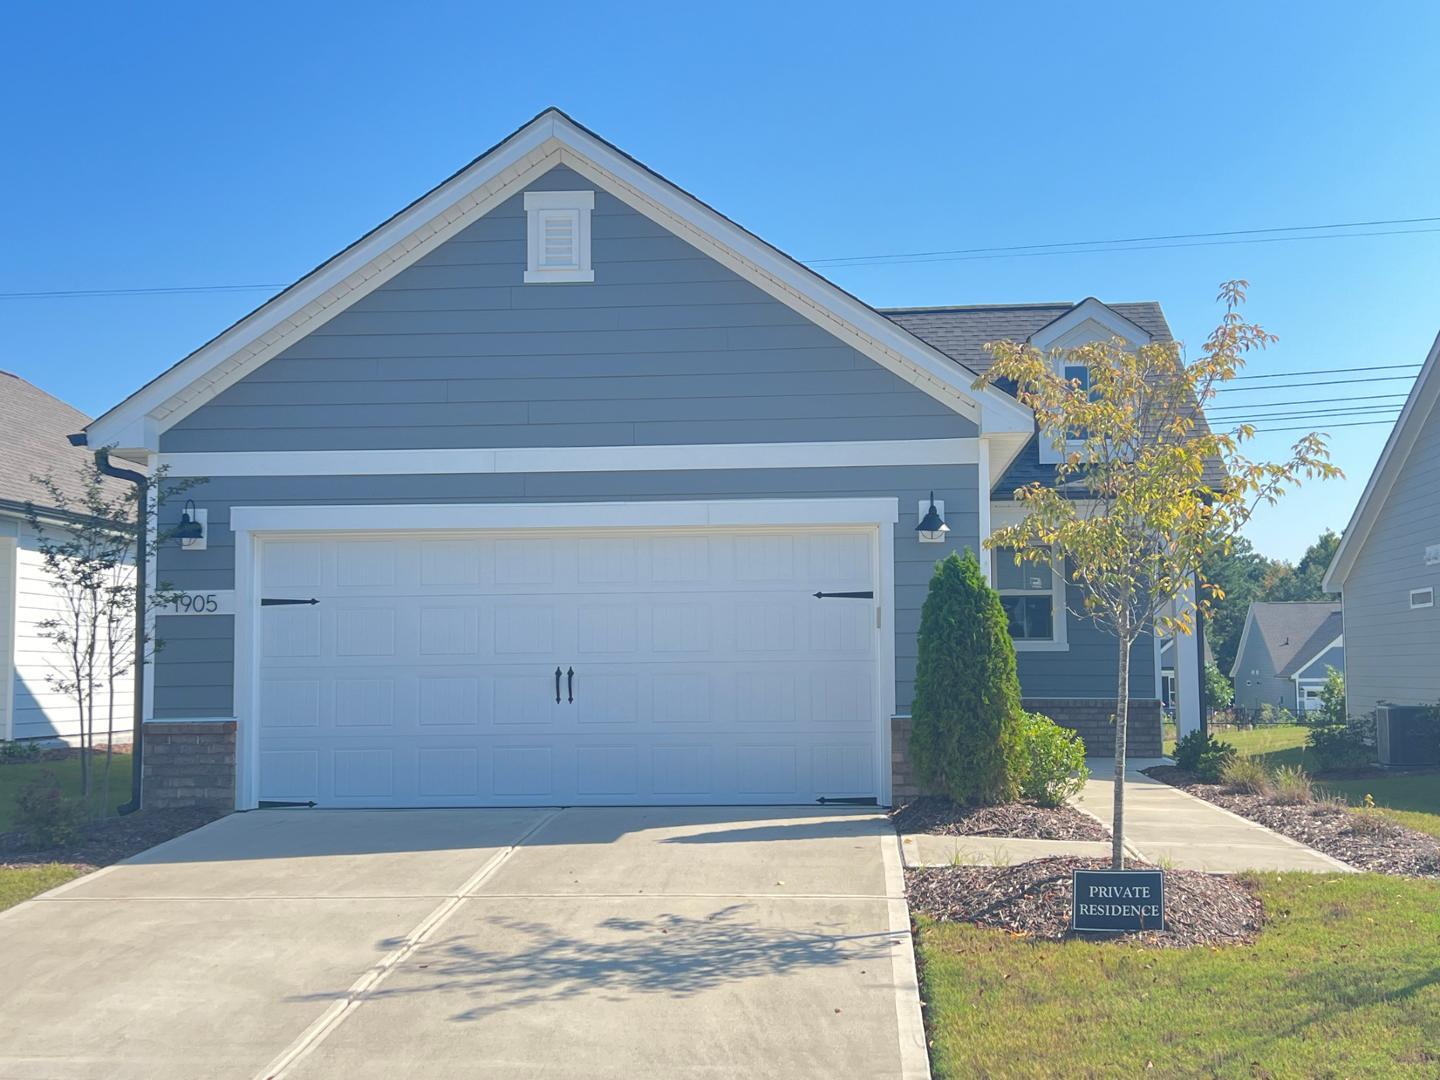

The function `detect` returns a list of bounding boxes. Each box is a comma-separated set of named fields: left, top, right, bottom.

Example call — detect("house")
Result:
left=0, top=371, right=133, bottom=745
left=1158, top=635, right=1214, bottom=714
left=78, top=108, right=1196, bottom=810
left=1229, top=601, right=1344, bottom=715
left=1324, top=330, right=1440, bottom=721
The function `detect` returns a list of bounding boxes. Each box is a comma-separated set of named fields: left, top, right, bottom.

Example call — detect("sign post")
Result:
left=1071, top=869, right=1165, bottom=933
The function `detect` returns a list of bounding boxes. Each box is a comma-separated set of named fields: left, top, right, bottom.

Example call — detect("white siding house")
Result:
left=0, top=371, right=133, bottom=745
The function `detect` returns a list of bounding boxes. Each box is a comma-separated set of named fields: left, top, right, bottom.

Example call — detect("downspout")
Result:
left=81, top=440, right=149, bottom=815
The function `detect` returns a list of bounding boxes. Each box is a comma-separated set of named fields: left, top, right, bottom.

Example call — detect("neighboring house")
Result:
left=79, top=108, right=1198, bottom=810
left=1229, top=602, right=1344, bottom=715
left=1324, top=330, right=1440, bottom=721
left=0, top=371, right=133, bottom=744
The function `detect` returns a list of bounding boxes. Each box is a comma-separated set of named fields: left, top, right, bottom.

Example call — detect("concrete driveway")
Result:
left=0, top=807, right=927, bottom=1080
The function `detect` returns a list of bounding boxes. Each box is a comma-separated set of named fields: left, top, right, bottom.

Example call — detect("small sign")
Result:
left=1072, top=869, right=1164, bottom=933
left=154, top=590, right=235, bottom=617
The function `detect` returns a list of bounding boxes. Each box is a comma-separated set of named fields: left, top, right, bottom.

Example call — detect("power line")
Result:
left=806, top=214, right=1440, bottom=265
left=0, top=283, right=289, bottom=300
left=1216, top=405, right=1403, bottom=425
left=1229, top=362, right=1420, bottom=381
left=5, top=212, right=1440, bottom=299
left=1214, top=373, right=1418, bottom=393
left=1206, top=392, right=1412, bottom=414
left=1248, top=418, right=1399, bottom=433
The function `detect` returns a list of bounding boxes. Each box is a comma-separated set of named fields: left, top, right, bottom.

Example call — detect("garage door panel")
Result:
left=256, top=527, right=880, bottom=806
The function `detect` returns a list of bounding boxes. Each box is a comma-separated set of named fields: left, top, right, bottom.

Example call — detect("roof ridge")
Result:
left=880, top=300, right=1163, bottom=315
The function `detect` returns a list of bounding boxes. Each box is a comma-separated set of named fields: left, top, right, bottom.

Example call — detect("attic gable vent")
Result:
left=524, top=190, right=594, bottom=283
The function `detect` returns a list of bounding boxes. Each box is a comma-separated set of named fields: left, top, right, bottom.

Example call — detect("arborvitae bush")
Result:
left=909, top=550, right=1023, bottom=804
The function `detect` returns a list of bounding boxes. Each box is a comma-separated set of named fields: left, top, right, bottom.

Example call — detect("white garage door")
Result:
left=254, top=528, right=880, bottom=806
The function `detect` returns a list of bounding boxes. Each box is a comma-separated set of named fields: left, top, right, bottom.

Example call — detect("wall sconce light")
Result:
left=175, top=500, right=207, bottom=549
left=916, top=492, right=949, bottom=544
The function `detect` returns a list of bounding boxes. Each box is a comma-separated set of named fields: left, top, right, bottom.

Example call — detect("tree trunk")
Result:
left=1111, top=619, right=1132, bottom=870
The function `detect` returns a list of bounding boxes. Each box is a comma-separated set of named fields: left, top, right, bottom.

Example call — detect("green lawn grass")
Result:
left=0, top=750, right=134, bottom=832
left=917, top=872, right=1440, bottom=1078
left=0, top=864, right=83, bottom=913
left=1172, top=725, right=1440, bottom=836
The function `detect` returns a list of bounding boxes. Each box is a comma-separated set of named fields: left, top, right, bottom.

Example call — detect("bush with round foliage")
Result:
left=1173, top=730, right=1237, bottom=781
left=1016, top=711, right=1089, bottom=807
left=909, top=550, right=1023, bottom=804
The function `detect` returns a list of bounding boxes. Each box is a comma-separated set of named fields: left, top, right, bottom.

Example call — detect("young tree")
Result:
left=1203, top=661, right=1234, bottom=711
left=909, top=550, right=1023, bottom=804
left=978, top=282, right=1341, bottom=868
left=26, top=459, right=195, bottom=815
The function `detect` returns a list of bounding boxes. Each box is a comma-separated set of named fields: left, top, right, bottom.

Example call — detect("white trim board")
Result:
left=159, top=438, right=978, bottom=478
left=86, top=109, right=1033, bottom=454
left=228, top=496, right=899, bottom=810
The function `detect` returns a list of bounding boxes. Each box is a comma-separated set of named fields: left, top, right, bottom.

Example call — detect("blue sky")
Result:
left=3, top=2, right=1437, bottom=561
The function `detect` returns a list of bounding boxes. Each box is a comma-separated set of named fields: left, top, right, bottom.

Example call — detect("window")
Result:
left=1411, top=587, right=1435, bottom=609
left=524, top=190, right=594, bottom=283
left=993, top=547, right=1063, bottom=647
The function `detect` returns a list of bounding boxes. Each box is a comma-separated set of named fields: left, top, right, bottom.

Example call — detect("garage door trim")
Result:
left=231, top=498, right=899, bottom=810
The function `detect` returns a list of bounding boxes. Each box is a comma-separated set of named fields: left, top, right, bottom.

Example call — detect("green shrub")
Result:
left=1194, top=744, right=1237, bottom=783
left=1307, top=724, right=1371, bottom=771
left=0, top=740, right=43, bottom=763
left=1016, top=711, right=1088, bottom=807
left=14, top=771, right=86, bottom=847
left=1259, top=702, right=1298, bottom=727
left=1269, top=765, right=1313, bottom=805
left=909, top=550, right=1023, bottom=805
left=1219, top=755, right=1271, bottom=795
left=1173, top=730, right=1236, bottom=774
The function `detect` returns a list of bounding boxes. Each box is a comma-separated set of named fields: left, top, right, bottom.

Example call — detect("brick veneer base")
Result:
left=142, top=721, right=237, bottom=809
left=890, top=699, right=1163, bottom=803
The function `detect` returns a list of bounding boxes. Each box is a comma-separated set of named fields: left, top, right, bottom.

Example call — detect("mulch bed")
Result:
left=0, top=807, right=224, bottom=873
left=891, top=795, right=1109, bottom=841
left=907, top=856, right=1264, bottom=948
left=1145, top=766, right=1440, bottom=879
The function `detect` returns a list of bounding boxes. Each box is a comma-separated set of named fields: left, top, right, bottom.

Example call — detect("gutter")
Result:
left=72, top=435, right=148, bottom=816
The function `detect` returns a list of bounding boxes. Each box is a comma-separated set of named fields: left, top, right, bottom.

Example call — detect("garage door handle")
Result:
left=555, top=667, right=562, bottom=704
left=567, top=667, right=574, bottom=704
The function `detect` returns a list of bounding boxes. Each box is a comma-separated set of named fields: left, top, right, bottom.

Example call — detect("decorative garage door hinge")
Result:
left=257, top=800, right=318, bottom=808
left=260, top=598, right=320, bottom=606
left=815, top=796, right=878, bottom=805
left=812, top=590, right=874, bottom=599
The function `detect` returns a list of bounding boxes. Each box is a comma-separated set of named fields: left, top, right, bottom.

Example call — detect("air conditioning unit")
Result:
left=1376, top=705, right=1440, bottom=767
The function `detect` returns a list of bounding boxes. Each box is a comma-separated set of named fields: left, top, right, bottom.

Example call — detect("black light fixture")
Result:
left=173, top=499, right=204, bottom=542
left=916, top=492, right=950, bottom=544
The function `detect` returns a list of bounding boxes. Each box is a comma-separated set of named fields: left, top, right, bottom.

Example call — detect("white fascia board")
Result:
left=1228, top=609, right=1257, bottom=679
left=158, top=437, right=978, bottom=478
left=1027, top=298, right=1154, bottom=350
left=230, top=497, right=901, bottom=537
left=88, top=109, right=1033, bottom=452
left=1323, top=330, right=1440, bottom=592
left=86, top=118, right=563, bottom=449
left=1289, top=634, right=1344, bottom=679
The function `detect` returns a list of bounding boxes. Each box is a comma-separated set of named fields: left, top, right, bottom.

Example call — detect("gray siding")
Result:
left=161, top=166, right=974, bottom=454
left=1294, top=644, right=1344, bottom=681
left=1340, top=401, right=1440, bottom=719
left=1232, top=625, right=1295, bottom=711
left=153, top=466, right=982, bottom=718
left=1016, top=580, right=1156, bottom=702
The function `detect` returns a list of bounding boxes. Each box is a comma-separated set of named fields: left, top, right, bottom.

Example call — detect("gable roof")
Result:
left=0, top=371, right=113, bottom=516
left=1284, top=631, right=1344, bottom=679
left=1228, top=601, right=1343, bottom=679
left=1324, top=329, right=1440, bottom=591
left=884, top=300, right=1175, bottom=376
left=84, top=108, right=1034, bottom=457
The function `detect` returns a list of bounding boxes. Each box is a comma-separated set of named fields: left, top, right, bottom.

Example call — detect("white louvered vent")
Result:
left=524, top=190, right=594, bottom=283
